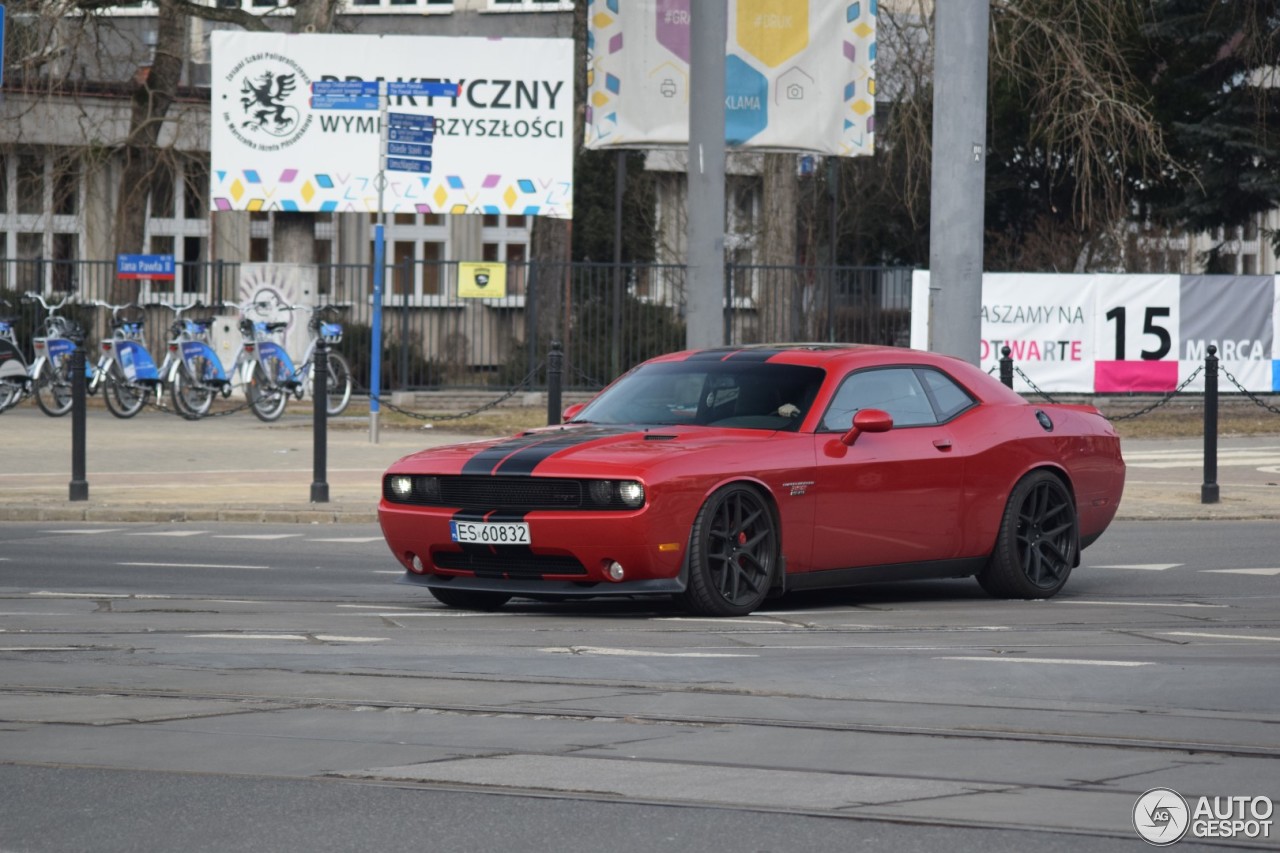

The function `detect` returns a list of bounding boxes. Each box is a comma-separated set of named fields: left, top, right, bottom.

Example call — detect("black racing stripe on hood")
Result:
left=683, top=348, right=742, bottom=362
left=460, top=433, right=562, bottom=476
left=493, top=426, right=636, bottom=476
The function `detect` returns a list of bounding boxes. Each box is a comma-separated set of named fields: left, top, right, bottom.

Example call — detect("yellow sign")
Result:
left=458, top=262, right=507, bottom=298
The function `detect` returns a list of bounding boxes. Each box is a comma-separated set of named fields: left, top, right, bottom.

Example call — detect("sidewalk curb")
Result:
left=0, top=505, right=379, bottom=524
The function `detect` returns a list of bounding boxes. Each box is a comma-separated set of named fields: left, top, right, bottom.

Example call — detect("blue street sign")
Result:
left=116, top=254, right=175, bottom=280
left=385, top=157, right=433, bottom=175
left=387, top=111, right=434, bottom=131
left=387, top=126, right=435, bottom=145
left=386, top=141, right=434, bottom=159
left=312, top=80, right=380, bottom=97
left=386, top=81, right=459, bottom=99
left=310, top=80, right=380, bottom=111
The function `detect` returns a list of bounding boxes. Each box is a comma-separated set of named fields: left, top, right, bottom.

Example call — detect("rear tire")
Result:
left=34, top=360, right=73, bottom=417
left=103, top=362, right=148, bottom=419
left=428, top=587, right=511, bottom=611
left=977, top=470, right=1078, bottom=599
left=247, top=356, right=288, bottom=422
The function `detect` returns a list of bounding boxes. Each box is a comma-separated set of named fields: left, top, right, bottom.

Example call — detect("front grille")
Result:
left=441, top=476, right=582, bottom=509
left=384, top=475, right=641, bottom=511
left=432, top=550, right=588, bottom=577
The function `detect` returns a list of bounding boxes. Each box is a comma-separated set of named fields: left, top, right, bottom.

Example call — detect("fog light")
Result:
left=606, top=561, right=625, bottom=581
left=389, top=476, right=413, bottom=499
left=410, top=554, right=426, bottom=574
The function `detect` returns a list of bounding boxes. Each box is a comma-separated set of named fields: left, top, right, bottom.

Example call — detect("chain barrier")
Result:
left=568, top=363, right=608, bottom=391
left=1220, top=366, right=1280, bottom=416
left=1103, top=365, right=1205, bottom=422
left=1012, top=365, right=1061, bottom=404
left=377, top=362, right=546, bottom=423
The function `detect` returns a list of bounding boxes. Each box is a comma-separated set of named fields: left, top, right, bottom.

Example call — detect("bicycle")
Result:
left=227, top=299, right=352, bottom=422
left=87, top=300, right=169, bottom=418
left=160, top=302, right=239, bottom=419
left=0, top=299, right=32, bottom=413
left=24, top=291, right=92, bottom=417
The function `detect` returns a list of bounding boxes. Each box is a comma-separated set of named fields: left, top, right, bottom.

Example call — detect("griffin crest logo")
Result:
left=220, top=53, right=312, bottom=152
left=240, top=71, right=299, bottom=137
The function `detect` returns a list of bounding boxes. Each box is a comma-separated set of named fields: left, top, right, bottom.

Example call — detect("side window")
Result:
left=919, top=368, right=976, bottom=421
left=821, top=368, right=936, bottom=431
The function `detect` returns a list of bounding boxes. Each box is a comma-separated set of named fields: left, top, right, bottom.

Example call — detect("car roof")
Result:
left=645, top=344, right=1026, bottom=404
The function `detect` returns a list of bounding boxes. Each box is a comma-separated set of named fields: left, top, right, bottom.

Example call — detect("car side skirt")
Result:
left=784, top=557, right=988, bottom=592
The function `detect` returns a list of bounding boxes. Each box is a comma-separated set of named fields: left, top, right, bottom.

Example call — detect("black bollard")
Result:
left=310, top=337, right=329, bottom=503
left=999, top=345, right=1013, bottom=389
left=69, top=339, right=89, bottom=502
left=546, top=340, right=563, bottom=426
left=1201, top=344, right=1219, bottom=504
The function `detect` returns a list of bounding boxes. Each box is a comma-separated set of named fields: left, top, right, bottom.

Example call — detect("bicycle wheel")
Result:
left=34, top=359, right=74, bottom=417
left=247, top=356, right=288, bottom=422
left=307, top=351, right=353, bottom=416
left=171, top=357, right=216, bottom=419
left=0, top=376, right=25, bottom=413
left=103, top=362, right=148, bottom=419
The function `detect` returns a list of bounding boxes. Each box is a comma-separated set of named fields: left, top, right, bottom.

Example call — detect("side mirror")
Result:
left=562, top=402, right=586, bottom=422
left=840, top=408, right=893, bottom=446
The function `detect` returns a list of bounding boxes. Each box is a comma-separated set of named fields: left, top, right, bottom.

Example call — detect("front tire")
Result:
left=977, top=470, right=1078, bottom=599
left=34, top=360, right=73, bottom=417
left=246, top=356, right=288, bottom=422
left=677, top=484, right=778, bottom=617
left=428, top=587, right=511, bottom=611
left=171, top=357, right=216, bottom=419
left=103, top=363, right=148, bottom=419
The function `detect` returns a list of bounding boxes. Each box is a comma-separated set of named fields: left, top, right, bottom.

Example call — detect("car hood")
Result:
left=386, top=423, right=788, bottom=478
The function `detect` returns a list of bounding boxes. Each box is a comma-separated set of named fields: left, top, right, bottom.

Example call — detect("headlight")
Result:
left=617, top=481, right=645, bottom=508
left=385, top=475, right=441, bottom=503
left=588, top=480, right=615, bottom=505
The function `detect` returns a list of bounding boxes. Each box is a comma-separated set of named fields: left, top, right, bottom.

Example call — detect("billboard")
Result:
left=585, top=0, right=877, bottom=155
left=210, top=32, right=574, bottom=218
left=910, top=272, right=1280, bottom=393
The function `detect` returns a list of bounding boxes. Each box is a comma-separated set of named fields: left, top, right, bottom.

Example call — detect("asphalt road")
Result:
left=1, top=519, right=1277, bottom=852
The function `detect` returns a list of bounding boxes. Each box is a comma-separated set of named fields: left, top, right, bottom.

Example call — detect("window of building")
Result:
left=485, top=0, right=573, bottom=11
left=52, top=155, right=79, bottom=217
left=0, top=155, right=6, bottom=214
left=422, top=241, right=444, bottom=295
left=16, top=153, right=43, bottom=216
left=347, top=0, right=452, bottom=10
left=151, top=163, right=175, bottom=219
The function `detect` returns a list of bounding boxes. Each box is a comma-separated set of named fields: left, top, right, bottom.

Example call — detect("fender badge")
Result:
left=782, top=481, right=814, bottom=497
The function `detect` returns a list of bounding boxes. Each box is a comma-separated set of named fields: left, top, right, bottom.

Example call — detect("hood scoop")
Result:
left=644, top=434, right=678, bottom=441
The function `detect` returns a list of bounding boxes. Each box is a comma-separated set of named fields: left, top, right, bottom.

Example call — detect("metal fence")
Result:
left=0, top=258, right=915, bottom=392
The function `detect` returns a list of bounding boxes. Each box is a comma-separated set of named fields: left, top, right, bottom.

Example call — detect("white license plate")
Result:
left=450, top=520, right=531, bottom=545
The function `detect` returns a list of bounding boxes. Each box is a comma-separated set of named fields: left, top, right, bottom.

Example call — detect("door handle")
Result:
left=933, top=438, right=952, bottom=451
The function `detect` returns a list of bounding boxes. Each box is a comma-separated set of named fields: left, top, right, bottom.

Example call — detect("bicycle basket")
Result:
left=320, top=322, right=343, bottom=344
left=184, top=319, right=209, bottom=337
left=45, top=316, right=73, bottom=337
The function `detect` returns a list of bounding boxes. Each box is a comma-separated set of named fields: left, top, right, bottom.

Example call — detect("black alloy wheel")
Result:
left=678, top=484, right=778, bottom=617
left=978, top=470, right=1078, bottom=598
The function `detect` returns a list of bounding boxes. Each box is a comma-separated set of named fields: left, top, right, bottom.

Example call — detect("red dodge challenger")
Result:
left=379, top=344, right=1125, bottom=616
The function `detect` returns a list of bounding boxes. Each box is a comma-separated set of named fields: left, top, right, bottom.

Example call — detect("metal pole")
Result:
left=69, top=340, right=88, bottom=502
left=369, top=84, right=389, bottom=445
left=311, top=337, right=329, bottom=504
left=1201, top=344, right=1219, bottom=504
left=686, top=0, right=728, bottom=350
left=926, top=0, right=989, bottom=364
left=546, top=340, right=563, bottom=426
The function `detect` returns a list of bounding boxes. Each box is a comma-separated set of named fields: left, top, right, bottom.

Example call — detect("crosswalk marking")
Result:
left=118, top=562, right=270, bottom=570
left=42, top=529, right=123, bottom=535
left=1164, top=631, right=1280, bottom=643
left=311, top=537, right=385, bottom=543
left=212, top=534, right=305, bottom=541
left=937, top=656, right=1151, bottom=667
left=1203, top=568, right=1280, bottom=576
left=1124, top=446, right=1280, bottom=469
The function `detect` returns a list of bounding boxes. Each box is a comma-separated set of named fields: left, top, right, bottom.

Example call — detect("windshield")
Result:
left=574, top=361, right=825, bottom=431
